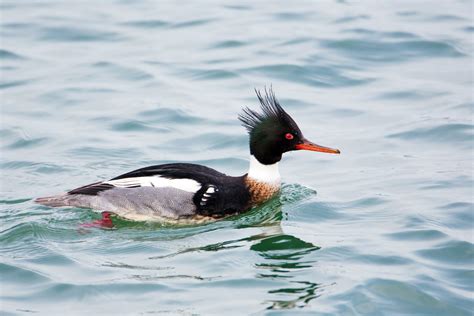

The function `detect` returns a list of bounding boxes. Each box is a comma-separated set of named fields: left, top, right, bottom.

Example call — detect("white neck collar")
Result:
left=247, top=155, right=281, bottom=183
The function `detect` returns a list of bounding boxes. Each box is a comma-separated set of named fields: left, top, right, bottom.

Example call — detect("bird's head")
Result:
left=239, top=88, right=340, bottom=165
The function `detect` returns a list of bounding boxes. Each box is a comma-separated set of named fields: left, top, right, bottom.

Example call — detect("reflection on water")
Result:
left=145, top=192, right=323, bottom=310
left=252, top=234, right=321, bottom=309
left=268, top=281, right=321, bottom=310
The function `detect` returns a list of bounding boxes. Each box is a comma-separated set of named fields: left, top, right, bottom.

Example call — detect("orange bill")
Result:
left=295, top=139, right=340, bottom=154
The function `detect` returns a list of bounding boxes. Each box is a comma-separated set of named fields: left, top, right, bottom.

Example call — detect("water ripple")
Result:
left=184, top=68, right=239, bottom=81
left=0, top=161, right=70, bottom=174
left=363, top=278, right=470, bottom=315
left=242, top=64, right=371, bottom=87
left=91, top=62, right=153, bottom=81
left=333, top=14, right=370, bottom=24
left=122, top=20, right=170, bottom=29
left=68, top=146, right=143, bottom=159
left=137, top=107, right=205, bottom=125
left=209, top=40, right=247, bottom=49
left=0, top=49, right=25, bottom=60
left=385, top=229, right=447, bottom=241
left=377, top=89, right=446, bottom=100
left=416, top=240, right=474, bottom=265
left=40, top=26, right=122, bottom=42
left=387, top=123, right=473, bottom=143
left=0, top=263, right=51, bottom=295
left=110, top=120, right=170, bottom=133
left=322, top=38, right=464, bottom=62
left=0, top=79, right=32, bottom=90
left=171, top=19, right=216, bottom=29
left=4, top=136, right=49, bottom=150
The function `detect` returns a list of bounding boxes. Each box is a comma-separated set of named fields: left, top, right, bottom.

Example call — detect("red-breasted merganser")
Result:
left=35, top=89, right=340, bottom=222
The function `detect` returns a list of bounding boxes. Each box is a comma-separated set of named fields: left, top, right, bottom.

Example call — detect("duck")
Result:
left=35, top=88, right=340, bottom=223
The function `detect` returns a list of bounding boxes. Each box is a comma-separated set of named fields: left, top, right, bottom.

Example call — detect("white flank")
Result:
left=247, top=155, right=281, bottom=184
left=106, top=176, right=201, bottom=193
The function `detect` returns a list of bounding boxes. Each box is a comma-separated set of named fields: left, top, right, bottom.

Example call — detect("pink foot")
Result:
left=79, top=212, right=114, bottom=229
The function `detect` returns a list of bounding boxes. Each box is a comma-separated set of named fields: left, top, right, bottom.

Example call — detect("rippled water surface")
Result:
left=1, top=1, right=473, bottom=315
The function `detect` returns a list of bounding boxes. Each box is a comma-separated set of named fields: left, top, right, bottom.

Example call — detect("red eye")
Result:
left=285, top=133, right=294, bottom=140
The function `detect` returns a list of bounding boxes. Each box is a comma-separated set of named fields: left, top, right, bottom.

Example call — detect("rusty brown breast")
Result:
left=244, top=176, right=281, bottom=207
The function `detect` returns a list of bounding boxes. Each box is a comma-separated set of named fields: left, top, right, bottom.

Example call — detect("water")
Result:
left=1, top=0, right=473, bottom=314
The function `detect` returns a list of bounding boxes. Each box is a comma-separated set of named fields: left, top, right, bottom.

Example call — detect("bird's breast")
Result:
left=244, top=176, right=280, bottom=206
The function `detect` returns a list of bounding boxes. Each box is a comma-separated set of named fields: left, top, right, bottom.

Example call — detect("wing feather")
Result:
left=67, top=163, right=221, bottom=196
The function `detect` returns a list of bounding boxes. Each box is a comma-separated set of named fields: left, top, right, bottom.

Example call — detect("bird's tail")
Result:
left=34, top=194, right=69, bottom=207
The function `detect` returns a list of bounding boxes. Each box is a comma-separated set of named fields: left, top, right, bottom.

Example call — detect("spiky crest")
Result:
left=238, top=87, right=299, bottom=135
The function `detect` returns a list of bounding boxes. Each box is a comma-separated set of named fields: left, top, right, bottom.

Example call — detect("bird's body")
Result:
left=35, top=89, right=339, bottom=222
left=36, top=161, right=279, bottom=221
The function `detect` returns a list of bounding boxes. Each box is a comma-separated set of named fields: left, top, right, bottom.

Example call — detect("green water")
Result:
left=1, top=1, right=473, bottom=315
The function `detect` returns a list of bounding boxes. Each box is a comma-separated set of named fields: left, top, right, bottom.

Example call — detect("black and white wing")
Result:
left=68, top=163, right=225, bottom=195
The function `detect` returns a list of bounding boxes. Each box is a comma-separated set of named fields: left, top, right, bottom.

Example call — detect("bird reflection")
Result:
left=266, top=280, right=321, bottom=309
left=250, top=233, right=321, bottom=309
left=147, top=187, right=322, bottom=309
